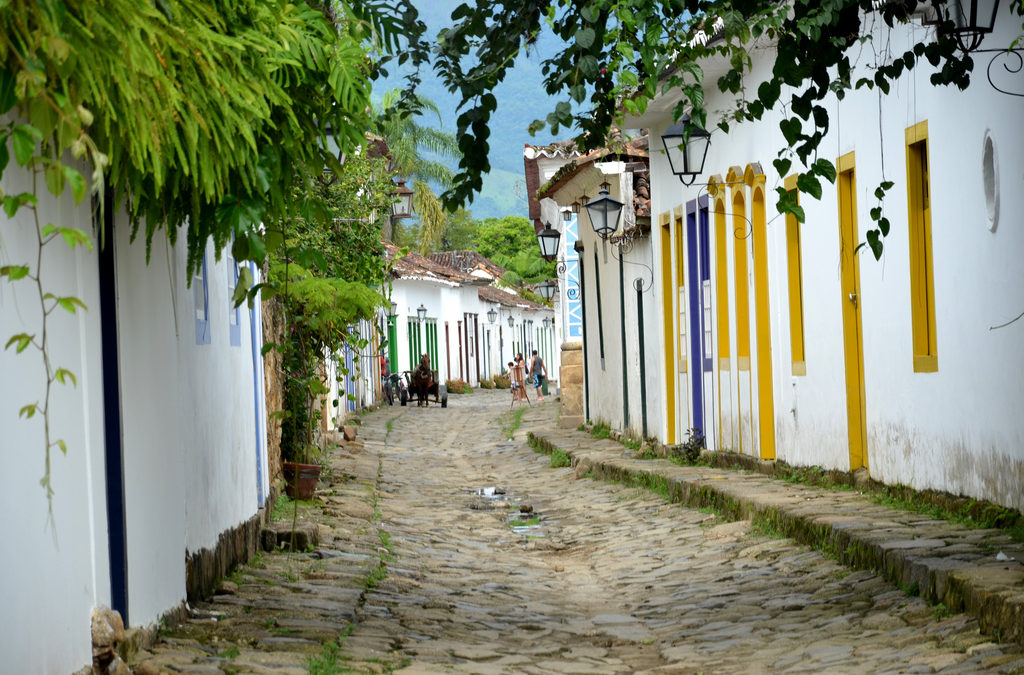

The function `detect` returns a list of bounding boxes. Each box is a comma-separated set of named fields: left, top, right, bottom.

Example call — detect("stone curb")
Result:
left=528, top=428, right=1024, bottom=645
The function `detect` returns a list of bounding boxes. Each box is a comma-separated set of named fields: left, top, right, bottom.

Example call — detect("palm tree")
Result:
left=374, top=90, right=461, bottom=253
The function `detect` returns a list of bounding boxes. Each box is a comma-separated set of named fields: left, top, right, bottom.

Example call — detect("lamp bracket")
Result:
left=610, top=242, right=654, bottom=293
left=978, top=47, right=1024, bottom=98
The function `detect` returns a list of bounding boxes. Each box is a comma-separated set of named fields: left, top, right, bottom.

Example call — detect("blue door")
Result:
left=686, top=198, right=713, bottom=435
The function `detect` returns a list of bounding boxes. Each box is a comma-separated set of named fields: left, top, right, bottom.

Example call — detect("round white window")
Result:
left=982, top=131, right=999, bottom=232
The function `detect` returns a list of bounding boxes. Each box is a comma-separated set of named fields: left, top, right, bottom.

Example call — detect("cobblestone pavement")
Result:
left=141, top=391, right=1024, bottom=674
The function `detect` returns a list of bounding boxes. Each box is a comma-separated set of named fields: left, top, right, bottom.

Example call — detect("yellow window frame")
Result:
left=784, top=174, right=807, bottom=376
left=905, top=121, right=938, bottom=373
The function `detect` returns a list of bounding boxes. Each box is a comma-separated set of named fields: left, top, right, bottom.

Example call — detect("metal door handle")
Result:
left=848, top=292, right=857, bottom=306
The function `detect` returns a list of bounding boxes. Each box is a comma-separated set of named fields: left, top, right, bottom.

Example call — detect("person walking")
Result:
left=529, top=350, right=547, bottom=401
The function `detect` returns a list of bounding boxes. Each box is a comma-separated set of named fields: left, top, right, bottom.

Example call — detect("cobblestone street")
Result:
left=143, top=391, right=1024, bottom=673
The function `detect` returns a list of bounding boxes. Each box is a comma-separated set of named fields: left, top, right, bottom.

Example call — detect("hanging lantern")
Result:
left=585, top=182, right=623, bottom=239
left=661, top=115, right=712, bottom=186
left=928, top=0, right=999, bottom=53
left=536, top=222, right=561, bottom=262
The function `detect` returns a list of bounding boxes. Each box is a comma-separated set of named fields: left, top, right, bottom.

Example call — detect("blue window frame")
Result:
left=228, top=254, right=241, bottom=347
left=194, top=252, right=210, bottom=345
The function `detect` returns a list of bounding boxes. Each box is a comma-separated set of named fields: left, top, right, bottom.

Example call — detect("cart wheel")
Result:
left=441, top=393, right=448, bottom=408
left=400, top=389, right=408, bottom=406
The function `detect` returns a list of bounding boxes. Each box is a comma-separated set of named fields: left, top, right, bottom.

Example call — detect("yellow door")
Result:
left=837, top=152, right=868, bottom=471
left=660, top=216, right=677, bottom=444
left=713, top=192, right=733, bottom=450
left=732, top=186, right=751, bottom=454
left=751, top=177, right=776, bottom=460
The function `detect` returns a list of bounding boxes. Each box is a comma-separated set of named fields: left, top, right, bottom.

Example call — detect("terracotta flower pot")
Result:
left=281, top=461, right=321, bottom=500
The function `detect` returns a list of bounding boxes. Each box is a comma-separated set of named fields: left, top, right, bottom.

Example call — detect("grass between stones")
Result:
left=306, top=624, right=354, bottom=675
left=587, top=421, right=611, bottom=439
left=362, top=456, right=394, bottom=592
left=549, top=448, right=571, bottom=468
left=528, top=430, right=1024, bottom=640
left=500, top=407, right=526, bottom=438
left=508, top=516, right=541, bottom=528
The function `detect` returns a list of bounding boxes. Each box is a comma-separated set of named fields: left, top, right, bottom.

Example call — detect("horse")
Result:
left=408, top=353, right=439, bottom=406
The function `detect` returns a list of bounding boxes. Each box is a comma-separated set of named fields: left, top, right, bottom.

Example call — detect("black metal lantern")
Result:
left=416, top=304, right=427, bottom=321
left=562, top=209, right=572, bottom=221
left=585, top=182, right=623, bottom=239
left=392, top=179, right=414, bottom=218
left=542, top=316, right=551, bottom=329
left=487, top=308, right=497, bottom=324
left=661, top=115, right=712, bottom=186
left=507, top=315, right=515, bottom=328
left=390, top=300, right=398, bottom=316
left=537, top=280, right=556, bottom=301
left=536, top=222, right=561, bottom=262
left=929, top=0, right=999, bottom=53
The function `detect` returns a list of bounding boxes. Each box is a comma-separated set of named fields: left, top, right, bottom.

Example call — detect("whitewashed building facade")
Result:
left=625, top=15, right=1024, bottom=510
left=383, top=245, right=556, bottom=391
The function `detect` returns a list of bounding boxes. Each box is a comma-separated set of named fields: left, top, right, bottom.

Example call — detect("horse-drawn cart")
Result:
left=400, top=354, right=448, bottom=408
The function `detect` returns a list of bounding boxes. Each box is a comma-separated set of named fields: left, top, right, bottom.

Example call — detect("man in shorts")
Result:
left=529, top=350, right=547, bottom=401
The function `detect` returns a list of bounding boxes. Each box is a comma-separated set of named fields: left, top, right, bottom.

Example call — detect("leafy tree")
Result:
left=373, top=88, right=461, bottom=253
left=437, top=207, right=479, bottom=252
left=380, top=0, right=1024, bottom=256
left=475, top=215, right=538, bottom=261
left=274, top=153, right=394, bottom=289
left=267, top=149, right=393, bottom=463
left=375, top=88, right=458, bottom=186
left=493, top=250, right=552, bottom=286
left=475, top=215, right=556, bottom=285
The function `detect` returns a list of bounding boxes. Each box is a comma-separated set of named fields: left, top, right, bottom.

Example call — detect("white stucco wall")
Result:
left=115, top=223, right=264, bottom=624
left=0, top=172, right=269, bottom=669
left=578, top=201, right=663, bottom=438
left=0, top=171, right=109, bottom=674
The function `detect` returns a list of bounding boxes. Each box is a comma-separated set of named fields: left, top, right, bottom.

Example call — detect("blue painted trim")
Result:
left=248, top=262, right=265, bottom=507
left=687, top=200, right=705, bottom=434
left=698, top=195, right=712, bottom=372
left=97, top=198, right=129, bottom=624
left=195, top=252, right=210, bottom=345
left=229, top=258, right=241, bottom=347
